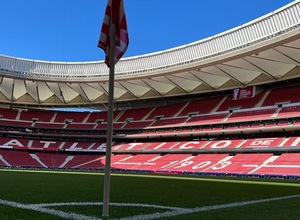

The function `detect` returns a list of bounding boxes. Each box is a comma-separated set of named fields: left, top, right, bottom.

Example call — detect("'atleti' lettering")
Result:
left=3, top=139, right=24, bottom=147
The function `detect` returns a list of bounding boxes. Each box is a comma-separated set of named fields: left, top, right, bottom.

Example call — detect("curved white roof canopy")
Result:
left=0, top=1, right=300, bottom=107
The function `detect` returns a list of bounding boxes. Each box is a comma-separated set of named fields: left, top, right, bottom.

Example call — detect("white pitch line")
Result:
left=0, top=200, right=185, bottom=220
left=1, top=194, right=300, bottom=220
left=0, top=199, right=98, bottom=220
left=118, top=194, right=300, bottom=220
left=34, top=202, right=186, bottom=211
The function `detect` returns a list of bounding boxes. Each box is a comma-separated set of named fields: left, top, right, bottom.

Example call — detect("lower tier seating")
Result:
left=1, top=149, right=300, bottom=177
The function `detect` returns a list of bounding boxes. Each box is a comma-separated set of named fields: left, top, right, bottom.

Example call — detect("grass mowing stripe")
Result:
left=113, top=173, right=300, bottom=187
left=0, top=170, right=300, bottom=219
left=1, top=168, right=299, bottom=188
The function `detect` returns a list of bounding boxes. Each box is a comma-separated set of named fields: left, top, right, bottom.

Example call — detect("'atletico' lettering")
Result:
left=210, top=140, right=232, bottom=148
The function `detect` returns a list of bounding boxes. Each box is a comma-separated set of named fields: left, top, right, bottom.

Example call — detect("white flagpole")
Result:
left=102, top=22, right=116, bottom=220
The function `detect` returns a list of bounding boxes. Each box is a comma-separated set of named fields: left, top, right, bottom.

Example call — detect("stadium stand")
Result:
left=178, top=97, right=224, bottom=116
left=185, top=113, right=228, bottom=126
left=122, top=120, right=153, bottom=129
left=0, top=108, right=19, bottom=120
left=0, top=1, right=300, bottom=181
left=217, top=91, right=266, bottom=111
left=145, top=103, right=187, bottom=120
left=227, top=108, right=277, bottom=122
left=54, top=111, right=90, bottom=123
left=19, top=109, right=55, bottom=122
left=86, top=111, right=121, bottom=123
left=63, top=154, right=104, bottom=169
left=262, top=85, right=300, bottom=106
left=35, top=152, right=70, bottom=168
left=117, top=108, right=153, bottom=122
left=253, top=153, right=300, bottom=176
left=163, top=154, right=230, bottom=173
left=150, top=117, right=187, bottom=128
left=0, top=149, right=41, bottom=168
left=203, top=154, right=273, bottom=174
left=277, top=105, right=300, bottom=118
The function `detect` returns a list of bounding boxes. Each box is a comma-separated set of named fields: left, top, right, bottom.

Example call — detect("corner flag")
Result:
left=98, top=0, right=129, bottom=67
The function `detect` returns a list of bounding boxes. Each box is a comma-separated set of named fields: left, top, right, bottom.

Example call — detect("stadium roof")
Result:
left=0, top=1, right=300, bottom=108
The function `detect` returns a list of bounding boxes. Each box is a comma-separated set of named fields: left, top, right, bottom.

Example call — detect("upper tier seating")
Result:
left=122, top=120, right=153, bottom=129
left=19, top=109, right=55, bottom=122
left=185, top=113, right=228, bottom=125
left=217, top=91, right=265, bottom=111
left=0, top=108, right=19, bottom=120
left=0, top=119, right=32, bottom=127
left=86, top=111, right=120, bottom=123
left=65, top=123, right=96, bottom=129
left=1, top=85, right=300, bottom=135
left=117, top=108, right=153, bottom=122
left=94, top=122, right=124, bottom=129
left=262, top=85, right=300, bottom=106
left=33, top=121, right=65, bottom=129
left=277, top=105, right=300, bottom=118
left=178, top=97, right=223, bottom=116
left=54, top=111, right=90, bottom=123
left=146, top=103, right=187, bottom=120
left=150, top=117, right=187, bottom=127
left=227, top=108, right=277, bottom=122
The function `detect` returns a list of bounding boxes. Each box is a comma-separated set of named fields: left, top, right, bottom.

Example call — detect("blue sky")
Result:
left=0, top=0, right=295, bottom=62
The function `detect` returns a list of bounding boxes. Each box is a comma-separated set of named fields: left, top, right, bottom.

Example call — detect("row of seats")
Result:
left=113, top=137, right=300, bottom=151
left=0, top=105, right=299, bottom=131
left=1, top=150, right=300, bottom=176
left=1, top=85, right=300, bottom=124
left=1, top=136, right=299, bottom=152
left=0, top=150, right=103, bottom=169
left=133, top=120, right=295, bottom=136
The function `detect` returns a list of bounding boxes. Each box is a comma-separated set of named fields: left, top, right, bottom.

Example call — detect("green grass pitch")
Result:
left=0, top=169, right=300, bottom=219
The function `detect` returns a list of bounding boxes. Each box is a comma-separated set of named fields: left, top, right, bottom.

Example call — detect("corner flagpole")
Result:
left=98, top=1, right=128, bottom=217
left=102, top=22, right=116, bottom=220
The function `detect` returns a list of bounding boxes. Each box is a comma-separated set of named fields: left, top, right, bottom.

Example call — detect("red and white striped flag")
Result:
left=98, top=0, right=129, bottom=67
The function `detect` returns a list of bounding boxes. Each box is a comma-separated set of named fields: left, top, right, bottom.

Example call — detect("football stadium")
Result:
left=1, top=1, right=300, bottom=219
